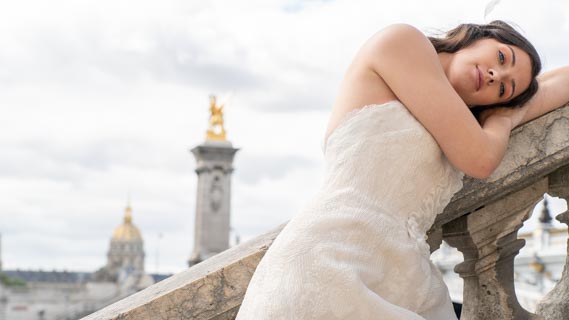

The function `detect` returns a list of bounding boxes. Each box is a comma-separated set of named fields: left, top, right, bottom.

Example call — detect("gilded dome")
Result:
left=111, top=205, right=142, bottom=242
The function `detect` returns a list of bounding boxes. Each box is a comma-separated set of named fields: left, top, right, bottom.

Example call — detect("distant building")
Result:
left=93, top=203, right=154, bottom=291
left=0, top=204, right=170, bottom=320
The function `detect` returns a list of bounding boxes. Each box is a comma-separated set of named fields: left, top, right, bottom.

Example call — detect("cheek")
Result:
left=479, top=89, right=500, bottom=105
left=454, top=65, right=473, bottom=88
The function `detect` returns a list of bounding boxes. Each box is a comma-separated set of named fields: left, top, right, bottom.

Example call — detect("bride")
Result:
left=236, top=21, right=569, bottom=319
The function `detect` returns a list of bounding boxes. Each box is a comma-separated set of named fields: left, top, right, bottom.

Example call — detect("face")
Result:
left=444, top=38, right=532, bottom=107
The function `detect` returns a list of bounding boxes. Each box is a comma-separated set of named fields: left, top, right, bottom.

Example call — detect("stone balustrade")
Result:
left=82, top=103, right=569, bottom=320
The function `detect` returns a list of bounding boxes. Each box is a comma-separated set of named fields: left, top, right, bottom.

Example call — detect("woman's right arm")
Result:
left=357, top=24, right=518, bottom=179
left=519, top=66, right=569, bottom=125
left=480, top=66, right=569, bottom=127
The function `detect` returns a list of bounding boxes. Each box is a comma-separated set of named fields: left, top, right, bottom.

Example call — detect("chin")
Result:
left=463, top=95, right=485, bottom=107
left=459, top=95, right=474, bottom=106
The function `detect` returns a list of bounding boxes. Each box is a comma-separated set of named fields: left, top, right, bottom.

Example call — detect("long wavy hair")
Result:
left=429, top=20, right=541, bottom=109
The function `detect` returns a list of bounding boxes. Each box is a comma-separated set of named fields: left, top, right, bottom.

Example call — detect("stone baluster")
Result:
left=536, top=165, right=569, bottom=319
left=444, top=179, right=548, bottom=320
left=443, top=215, right=478, bottom=318
left=427, top=226, right=443, bottom=254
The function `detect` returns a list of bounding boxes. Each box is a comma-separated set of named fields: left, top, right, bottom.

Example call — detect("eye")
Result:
left=499, top=83, right=505, bottom=97
left=498, top=50, right=505, bottom=64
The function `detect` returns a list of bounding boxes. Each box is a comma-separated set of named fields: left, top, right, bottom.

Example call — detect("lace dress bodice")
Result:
left=237, top=100, right=464, bottom=320
left=320, top=100, right=464, bottom=251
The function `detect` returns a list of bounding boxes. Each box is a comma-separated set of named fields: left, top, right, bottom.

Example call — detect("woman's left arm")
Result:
left=519, top=65, right=569, bottom=126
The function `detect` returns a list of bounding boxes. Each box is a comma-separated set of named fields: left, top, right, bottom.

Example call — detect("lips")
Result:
left=476, top=66, right=482, bottom=91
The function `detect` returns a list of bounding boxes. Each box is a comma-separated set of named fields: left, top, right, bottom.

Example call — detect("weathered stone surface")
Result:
left=445, top=179, right=547, bottom=320
left=81, top=224, right=284, bottom=320
left=547, top=164, right=569, bottom=200
left=437, top=104, right=569, bottom=228
left=535, top=210, right=569, bottom=320
left=427, top=226, right=443, bottom=253
left=536, top=165, right=569, bottom=319
left=84, top=104, right=569, bottom=320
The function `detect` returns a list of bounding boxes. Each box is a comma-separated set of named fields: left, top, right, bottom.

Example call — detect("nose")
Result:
left=488, top=69, right=499, bottom=84
left=488, top=68, right=509, bottom=84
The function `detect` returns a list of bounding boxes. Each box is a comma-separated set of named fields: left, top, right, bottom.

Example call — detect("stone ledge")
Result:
left=82, top=225, right=283, bottom=320
left=437, top=104, right=569, bottom=227
left=83, top=103, right=569, bottom=320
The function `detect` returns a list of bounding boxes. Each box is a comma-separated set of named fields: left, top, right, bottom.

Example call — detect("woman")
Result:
left=236, top=21, right=569, bottom=319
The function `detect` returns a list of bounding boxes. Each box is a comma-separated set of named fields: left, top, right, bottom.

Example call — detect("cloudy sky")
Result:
left=1, top=0, right=568, bottom=274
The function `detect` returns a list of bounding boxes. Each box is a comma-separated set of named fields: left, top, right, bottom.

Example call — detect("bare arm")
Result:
left=479, top=66, right=569, bottom=130
left=519, top=66, right=569, bottom=125
left=360, top=24, right=513, bottom=179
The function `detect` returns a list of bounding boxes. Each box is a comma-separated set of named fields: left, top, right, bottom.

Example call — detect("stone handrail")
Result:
left=83, top=103, right=569, bottom=320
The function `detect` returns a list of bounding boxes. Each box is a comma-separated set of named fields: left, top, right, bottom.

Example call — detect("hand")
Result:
left=478, top=104, right=530, bottom=130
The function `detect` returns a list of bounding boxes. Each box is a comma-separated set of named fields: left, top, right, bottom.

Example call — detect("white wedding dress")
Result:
left=236, top=100, right=463, bottom=320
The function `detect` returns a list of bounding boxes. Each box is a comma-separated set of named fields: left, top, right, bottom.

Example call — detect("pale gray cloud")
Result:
left=235, top=154, right=318, bottom=185
left=0, top=138, right=195, bottom=186
left=0, top=0, right=568, bottom=275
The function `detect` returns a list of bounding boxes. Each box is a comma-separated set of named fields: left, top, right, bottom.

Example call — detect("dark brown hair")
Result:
left=429, top=20, right=541, bottom=109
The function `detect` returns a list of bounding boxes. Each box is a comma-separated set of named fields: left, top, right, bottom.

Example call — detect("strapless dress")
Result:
left=236, top=100, right=463, bottom=319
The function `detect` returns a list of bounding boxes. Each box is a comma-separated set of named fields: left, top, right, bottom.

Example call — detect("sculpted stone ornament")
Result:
left=207, top=95, right=227, bottom=141
left=210, top=174, right=223, bottom=212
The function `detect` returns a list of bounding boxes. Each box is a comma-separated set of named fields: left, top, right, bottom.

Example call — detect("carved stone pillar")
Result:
left=0, top=234, right=4, bottom=320
left=189, top=140, right=239, bottom=267
left=0, top=285, right=6, bottom=320
left=444, top=179, right=548, bottom=320
left=443, top=215, right=478, bottom=318
left=536, top=165, right=569, bottom=319
left=427, top=226, right=443, bottom=254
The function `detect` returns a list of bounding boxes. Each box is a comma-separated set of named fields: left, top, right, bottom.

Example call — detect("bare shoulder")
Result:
left=334, top=24, right=444, bottom=109
left=350, top=23, right=468, bottom=123
left=327, top=25, right=431, bottom=131
left=359, top=24, right=441, bottom=80
left=367, top=23, right=433, bottom=51
left=328, top=24, right=465, bottom=142
left=346, top=24, right=499, bottom=178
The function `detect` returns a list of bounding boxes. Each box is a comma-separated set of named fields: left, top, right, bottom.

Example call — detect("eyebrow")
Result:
left=509, top=80, right=516, bottom=99
left=508, top=46, right=516, bottom=66
left=508, top=45, right=516, bottom=99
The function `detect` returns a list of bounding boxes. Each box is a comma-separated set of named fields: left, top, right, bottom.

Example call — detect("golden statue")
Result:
left=206, top=95, right=227, bottom=141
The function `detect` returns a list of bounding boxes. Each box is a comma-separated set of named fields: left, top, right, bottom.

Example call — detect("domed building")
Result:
left=107, top=204, right=145, bottom=279
left=93, top=203, right=153, bottom=290
left=1, top=202, right=168, bottom=320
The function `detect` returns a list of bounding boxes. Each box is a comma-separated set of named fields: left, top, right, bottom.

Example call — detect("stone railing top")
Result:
left=83, top=103, right=569, bottom=320
left=436, top=103, right=569, bottom=228
left=82, top=226, right=283, bottom=320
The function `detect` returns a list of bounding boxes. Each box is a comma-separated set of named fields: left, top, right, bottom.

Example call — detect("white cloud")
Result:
left=0, top=0, right=568, bottom=274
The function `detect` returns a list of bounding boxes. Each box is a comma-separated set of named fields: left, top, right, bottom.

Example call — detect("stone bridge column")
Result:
left=444, top=179, right=548, bottom=320
left=188, top=141, right=239, bottom=267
